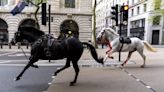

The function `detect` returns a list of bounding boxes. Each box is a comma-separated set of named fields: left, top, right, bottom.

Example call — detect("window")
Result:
left=141, top=19, right=145, bottom=27
left=153, top=16, right=161, bottom=25
left=143, top=4, right=147, bottom=12
left=131, top=9, right=134, bottom=16
left=0, top=0, right=7, bottom=6
left=132, top=0, right=134, bottom=5
left=65, top=0, right=75, bottom=8
left=137, top=6, right=140, bottom=14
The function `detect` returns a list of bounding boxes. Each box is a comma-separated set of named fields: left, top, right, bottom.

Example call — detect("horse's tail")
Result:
left=143, top=41, right=157, bottom=52
left=82, top=42, right=104, bottom=65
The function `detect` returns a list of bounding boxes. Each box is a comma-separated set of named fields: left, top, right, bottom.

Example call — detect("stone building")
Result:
left=0, top=0, right=93, bottom=44
left=96, top=0, right=164, bottom=45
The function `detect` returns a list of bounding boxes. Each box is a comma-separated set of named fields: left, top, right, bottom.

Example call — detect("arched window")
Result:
left=65, top=0, right=75, bottom=8
left=0, top=19, right=8, bottom=44
left=60, top=20, right=79, bottom=38
left=19, top=19, right=39, bottom=29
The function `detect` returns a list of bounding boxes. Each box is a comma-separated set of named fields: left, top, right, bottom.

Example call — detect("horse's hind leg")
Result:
left=54, top=58, right=71, bottom=76
left=137, top=49, right=146, bottom=68
left=122, top=51, right=133, bottom=66
left=15, top=56, right=39, bottom=81
left=70, top=60, right=79, bottom=86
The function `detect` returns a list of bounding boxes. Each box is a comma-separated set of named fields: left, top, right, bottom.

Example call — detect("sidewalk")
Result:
left=47, top=47, right=163, bottom=92
left=47, top=67, right=150, bottom=92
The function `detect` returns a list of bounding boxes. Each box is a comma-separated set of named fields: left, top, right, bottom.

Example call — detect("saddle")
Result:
left=42, top=34, right=56, bottom=57
left=119, top=37, right=131, bottom=44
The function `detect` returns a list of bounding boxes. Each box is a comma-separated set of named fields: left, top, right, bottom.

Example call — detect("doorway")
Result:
left=152, top=30, right=159, bottom=45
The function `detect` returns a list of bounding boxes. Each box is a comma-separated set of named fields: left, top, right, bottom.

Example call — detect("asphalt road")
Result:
left=0, top=51, right=58, bottom=92
left=0, top=66, right=58, bottom=92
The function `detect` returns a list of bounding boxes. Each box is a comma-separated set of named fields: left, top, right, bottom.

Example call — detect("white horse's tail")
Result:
left=143, top=41, right=157, bottom=52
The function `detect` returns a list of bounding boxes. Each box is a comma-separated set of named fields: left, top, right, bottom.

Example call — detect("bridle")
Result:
left=99, top=30, right=105, bottom=41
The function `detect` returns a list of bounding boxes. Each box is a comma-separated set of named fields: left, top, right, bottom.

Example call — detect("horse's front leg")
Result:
left=15, top=56, right=38, bottom=81
left=103, top=50, right=114, bottom=62
left=121, top=51, right=133, bottom=66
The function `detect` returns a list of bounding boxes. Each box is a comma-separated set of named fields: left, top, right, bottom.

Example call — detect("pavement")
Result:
left=0, top=66, right=58, bottom=92
left=47, top=46, right=164, bottom=92
left=48, top=67, right=151, bottom=92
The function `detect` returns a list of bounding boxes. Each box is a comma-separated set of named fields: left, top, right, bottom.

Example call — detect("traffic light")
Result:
left=111, top=4, right=118, bottom=26
left=122, top=5, right=129, bottom=23
left=42, top=3, right=47, bottom=25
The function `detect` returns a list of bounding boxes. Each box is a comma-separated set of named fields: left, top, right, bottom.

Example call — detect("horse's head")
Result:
left=96, top=28, right=105, bottom=42
left=11, top=26, right=45, bottom=45
left=96, top=28, right=119, bottom=43
left=10, top=31, right=22, bottom=45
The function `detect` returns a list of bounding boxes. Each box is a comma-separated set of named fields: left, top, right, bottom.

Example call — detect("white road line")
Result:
left=0, top=60, right=28, bottom=62
left=0, top=60, right=12, bottom=64
left=0, top=52, right=17, bottom=56
left=8, top=53, right=31, bottom=56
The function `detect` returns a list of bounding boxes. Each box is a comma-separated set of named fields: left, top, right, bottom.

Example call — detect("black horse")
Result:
left=11, top=26, right=103, bottom=86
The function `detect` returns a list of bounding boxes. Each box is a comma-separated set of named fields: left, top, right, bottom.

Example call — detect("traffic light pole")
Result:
left=48, top=5, right=51, bottom=63
left=48, top=5, right=51, bottom=34
left=118, top=8, right=122, bottom=62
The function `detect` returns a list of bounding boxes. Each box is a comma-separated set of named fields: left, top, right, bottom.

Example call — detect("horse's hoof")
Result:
left=14, top=77, right=20, bottom=81
left=31, top=64, right=39, bottom=68
left=121, top=64, right=124, bottom=66
left=54, top=73, right=57, bottom=76
left=69, top=82, right=76, bottom=86
left=140, top=65, right=145, bottom=68
left=108, top=56, right=114, bottom=59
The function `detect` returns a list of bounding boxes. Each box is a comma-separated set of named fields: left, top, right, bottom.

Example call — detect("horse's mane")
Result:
left=18, top=26, right=45, bottom=36
left=104, top=27, right=118, bottom=36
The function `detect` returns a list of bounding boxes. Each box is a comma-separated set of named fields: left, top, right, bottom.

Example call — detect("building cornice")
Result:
left=129, top=0, right=148, bottom=8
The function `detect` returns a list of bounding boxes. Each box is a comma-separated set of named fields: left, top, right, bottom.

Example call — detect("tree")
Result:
left=26, top=0, right=45, bottom=27
left=93, top=0, right=97, bottom=48
left=151, top=0, right=164, bottom=21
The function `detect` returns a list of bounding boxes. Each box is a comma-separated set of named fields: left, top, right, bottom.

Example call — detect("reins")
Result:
left=20, top=46, right=28, bottom=60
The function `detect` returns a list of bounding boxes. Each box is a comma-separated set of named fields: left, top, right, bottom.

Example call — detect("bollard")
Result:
left=0, top=43, right=3, bottom=49
left=9, top=43, right=11, bottom=49
left=26, top=44, right=28, bottom=49
left=18, top=43, right=20, bottom=49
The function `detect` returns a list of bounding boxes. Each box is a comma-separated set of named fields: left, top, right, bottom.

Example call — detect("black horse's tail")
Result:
left=82, top=42, right=104, bottom=65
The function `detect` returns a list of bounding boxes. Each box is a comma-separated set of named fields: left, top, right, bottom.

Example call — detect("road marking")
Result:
left=0, top=60, right=28, bottom=62
left=0, top=52, right=17, bottom=56
left=0, top=60, right=12, bottom=64
left=120, top=67, right=157, bottom=92
left=8, top=53, right=31, bottom=56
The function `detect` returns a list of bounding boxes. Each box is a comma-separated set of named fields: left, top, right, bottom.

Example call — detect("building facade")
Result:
left=96, top=0, right=164, bottom=45
left=96, top=0, right=129, bottom=36
left=0, top=0, right=93, bottom=44
left=128, top=0, right=164, bottom=45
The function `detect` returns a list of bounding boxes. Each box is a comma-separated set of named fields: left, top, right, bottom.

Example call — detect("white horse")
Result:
left=96, top=27, right=157, bottom=68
